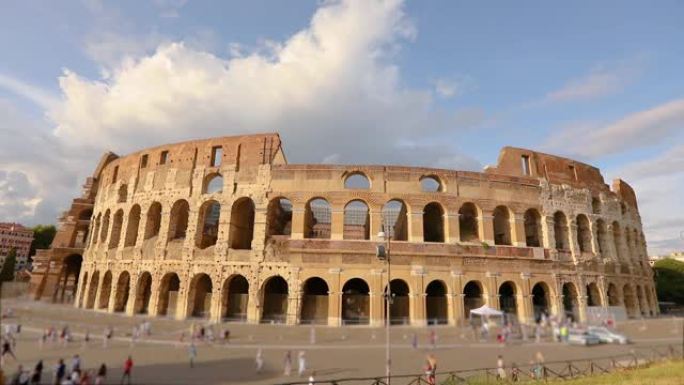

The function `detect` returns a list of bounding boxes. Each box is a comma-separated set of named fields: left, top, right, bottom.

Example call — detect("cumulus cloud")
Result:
left=0, top=0, right=484, bottom=225
left=544, top=98, right=684, bottom=159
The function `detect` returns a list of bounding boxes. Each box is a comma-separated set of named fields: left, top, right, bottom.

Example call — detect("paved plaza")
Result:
left=1, top=298, right=682, bottom=384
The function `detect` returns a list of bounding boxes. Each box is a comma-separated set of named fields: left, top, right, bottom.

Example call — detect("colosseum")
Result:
left=29, top=133, right=658, bottom=326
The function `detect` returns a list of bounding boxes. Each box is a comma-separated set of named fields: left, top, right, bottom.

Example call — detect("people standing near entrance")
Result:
left=31, top=360, right=43, bottom=385
left=297, top=351, right=307, bottom=377
left=95, top=364, right=107, bottom=385
left=121, top=356, right=133, bottom=385
left=496, top=355, right=506, bottom=380
left=54, top=359, right=66, bottom=385
left=255, top=348, right=264, bottom=373
left=283, top=350, right=292, bottom=376
left=188, top=343, right=197, bottom=368
left=71, top=354, right=82, bottom=374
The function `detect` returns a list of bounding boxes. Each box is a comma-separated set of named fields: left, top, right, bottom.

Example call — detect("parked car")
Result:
left=587, top=326, right=629, bottom=344
left=567, top=330, right=601, bottom=346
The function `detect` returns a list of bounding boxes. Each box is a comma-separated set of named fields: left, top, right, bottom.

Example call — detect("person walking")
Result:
left=31, top=360, right=43, bottom=385
left=95, top=364, right=107, bottom=385
left=429, top=329, right=437, bottom=349
left=1, top=338, right=17, bottom=366
left=255, top=348, right=264, bottom=373
left=71, top=354, right=82, bottom=374
left=411, top=333, right=418, bottom=349
left=496, top=355, right=506, bottom=380
left=283, top=350, right=292, bottom=376
left=424, top=355, right=437, bottom=385
left=297, top=351, right=307, bottom=377
left=309, top=327, right=316, bottom=345
left=54, top=359, right=66, bottom=385
left=188, top=343, right=197, bottom=368
left=121, top=356, right=133, bottom=385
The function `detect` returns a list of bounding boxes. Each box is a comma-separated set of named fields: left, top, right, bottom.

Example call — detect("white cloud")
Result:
left=0, top=0, right=484, bottom=225
left=544, top=62, right=640, bottom=103
left=544, top=99, right=684, bottom=159
left=431, top=76, right=474, bottom=99
left=0, top=73, right=59, bottom=110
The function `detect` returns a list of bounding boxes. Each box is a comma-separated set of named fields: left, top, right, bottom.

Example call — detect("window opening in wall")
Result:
left=568, top=164, right=577, bottom=180
left=343, top=200, right=370, bottom=240
left=420, top=176, right=442, bottom=192
left=210, top=146, right=223, bottom=167
left=521, top=155, right=531, bottom=176
left=592, top=197, right=601, bottom=214
left=304, top=198, right=331, bottom=239
left=204, top=174, right=223, bottom=194
left=267, top=198, right=292, bottom=237
left=112, top=166, right=118, bottom=183
left=344, top=172, right=370, bottom=189
left=160, top=150, right=169, bottom=165
left=140, top=154, right=148, bottom=169
left=382, top=200, right=408, bottom=241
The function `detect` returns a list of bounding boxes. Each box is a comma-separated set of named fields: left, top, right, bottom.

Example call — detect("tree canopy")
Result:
left=0, top=248, right=17, bottom=282
left=29, top=224, right=57, bottom=262
left=653, top=258, right=684, bottom=305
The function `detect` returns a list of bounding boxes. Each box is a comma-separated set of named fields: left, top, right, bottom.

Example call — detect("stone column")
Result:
left=577, top=295, right=588, bottom=323
left=251, top=204, right=268, bottom=254
left=590, top=221, right=600, bottom=256
left=328, top=291, right=342, bottom=326
left=411, top=293, right=427, bottom=326
left=568, top=220, right=580, bottom=262
left=481, top=214, right=495, bottom=245
left=450, top=271, right=464, bottom=326
left=126, top=272, right=139, bottom=316
left=597, top=276, right=609, bottom=309
left=486, top=271, right=500, bottom=309
left=330, top=207, right=344, bottom=240
left=93, top=272, right=106, bottom=311
left=246, top=288, right=261, bottom=324
left=370, top=269, right=385, bottom=327
left=286, top=291, right=301, bottom=325
left=106, top=276, right=118, bottom=313
left=511, top=213, right=527, bottom=247
left=605, top=224, right=618, bottom=262
left=370, top=208, right=384, bottom=241
left=519, top=273, right=533, bottom=323
left=209, top=285, right=223, bottom=323
left=290, top=207, right=305, bottom=239
left=446, top=213, right=460, bottom=243
left=409, top=211, right=424, bottom=243
left=174, top=272, right=189, bottom=320
left=542, top=215, right=556, bottom=250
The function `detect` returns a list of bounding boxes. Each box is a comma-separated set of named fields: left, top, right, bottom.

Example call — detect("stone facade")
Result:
left=35, top=133, right=658, bottom=325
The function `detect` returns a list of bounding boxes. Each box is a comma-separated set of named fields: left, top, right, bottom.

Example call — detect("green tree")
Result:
left=28, top=224, right=57, bottom=264
left=0, top=248, right=17, bottom=282
left=653, top=258, right=684, bottom=304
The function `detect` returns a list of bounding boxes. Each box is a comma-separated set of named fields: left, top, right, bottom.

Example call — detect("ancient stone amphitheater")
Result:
left=30, top=133, right=658, bottom=326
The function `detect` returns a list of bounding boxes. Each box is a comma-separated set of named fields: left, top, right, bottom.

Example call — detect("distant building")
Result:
left=650, top=251, right=684, bottom=266
left=0, top=223, right=35, bottom=271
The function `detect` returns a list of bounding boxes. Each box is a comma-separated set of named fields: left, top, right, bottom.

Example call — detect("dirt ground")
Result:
left=0, top=298, right=682, bottom=385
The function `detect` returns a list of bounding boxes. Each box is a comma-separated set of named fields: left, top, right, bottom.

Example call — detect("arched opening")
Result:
left=114, top=271, right=130, bottom=312
left=596, top=219, right=608, bottom=256
left=577, top=214, right=592, bottom=253
left=426, top=280, right=448, bottom=325
left=382, top=200, right=408, bottom=241
left=344, top=200, right=370, bottom=240
left=124, top=205, right=141, bottom=247
left=554, top=211, right=569, bottom=250
left=493, top=206, right=512, bottom=246
left=168, top=200, right=190, bottom=241
left=612, top=222, right=623, bottom=260
left=98, top=271, right=113, bottom=309
left=304, top=198, right=331, bottom=239
left=108, top=210, right=124, bottom=249
left=156, top=273, right=180, bottom=317
left=74, top=209, right=91, bottom=248
left=607, top=283, right=619, bottom=306
left=384, top=279, right=410, bottom=325
left=266, top=197, right=292, bottom=237
left=562, top=282, right=579, bottom=321
left=623, top=284, right=638, bottom=318
left=188, top=273, right=213, bottom=318
left=144, top=202, right=162, bottom=240
left=134, top=272, right=152, bottom=314
left=621, top=202, right=627, bottom=216
left=118, top=184, right=128, bottom=203
left=300, top=277, right=329, bottom=324
left=524, top=209, right=542, bottom=247
left=498, top=281, right=517, bottom=316
left=344, top=172, right=370, bottom=189
left=86, top=271, right=99, bottom=309
left=99, top=210, right=110, bottom=243
left=342, top=278, right=370, bottom=325
left=532, top=282, right=550, bottom=321
left=261, top=276, right=288, bottom=323
left=222, top=275, right=249, bottom=321
left=57, top=254, right=82, bottom=303
left=204, top=173, right=223, bottom=194
left=459, top=203, right=479, bottom=242
left=423, top=202, right=445, bottom=243
left=196, top=200, right=221, bottom=249
left=592, top=197, right=601, bottom=214
left=586, top=282, right=602, bottom=307
left=625, top=228, right=633, bottom=260
left=463, top=281, right=484, bottom=318
left=420, top=176, right=443, bottom=192
left=229, top=197, right=255, bottom=249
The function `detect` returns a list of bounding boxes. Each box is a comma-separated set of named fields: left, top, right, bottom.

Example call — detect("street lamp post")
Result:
left=377, top=225, right=391, bottom=384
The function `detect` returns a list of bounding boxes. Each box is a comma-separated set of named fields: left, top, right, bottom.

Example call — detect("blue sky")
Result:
left=0, top=0, right=682, bottom=254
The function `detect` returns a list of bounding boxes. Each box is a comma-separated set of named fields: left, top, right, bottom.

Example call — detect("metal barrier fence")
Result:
left=278, top=344, right=683, bottom=385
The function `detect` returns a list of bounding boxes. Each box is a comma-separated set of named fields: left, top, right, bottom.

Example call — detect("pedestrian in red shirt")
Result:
left=121, top=355, right=133, bottom=384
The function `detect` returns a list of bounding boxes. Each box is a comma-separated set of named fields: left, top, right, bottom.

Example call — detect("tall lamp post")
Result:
left=377, top=225, right=391, bottom=384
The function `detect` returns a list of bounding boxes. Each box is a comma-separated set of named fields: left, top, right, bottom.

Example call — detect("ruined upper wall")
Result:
left=612, top=179, right=639, bottom=210
left=95, top=133, right=284, bottom=189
